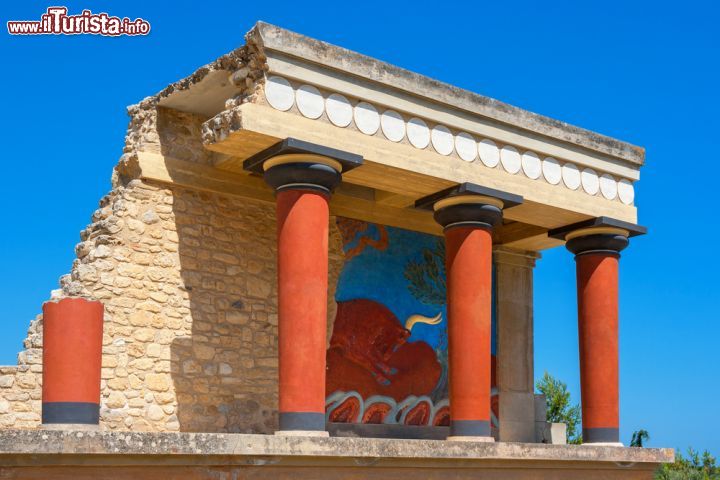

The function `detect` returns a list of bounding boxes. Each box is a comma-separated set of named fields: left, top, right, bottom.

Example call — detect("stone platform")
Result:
left=0, top=429, right=673, bottom=479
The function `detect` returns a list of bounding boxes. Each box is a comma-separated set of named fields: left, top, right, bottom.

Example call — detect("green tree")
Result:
left=404, top=238, right=446, bottom=306
left=631, top=429, right=650, bottom=447
left=404, top=237, right=448, bottom=402
left=535, top=372, right=582, bottom=444
left=656, top=448, right=720, bottom=479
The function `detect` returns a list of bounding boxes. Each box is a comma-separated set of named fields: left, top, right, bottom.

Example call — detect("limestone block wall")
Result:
left=0, top=178, right=344, bottom=432
left=0, top=97, right=344, bottom=432
left=0, top=316, right=43, bottom=429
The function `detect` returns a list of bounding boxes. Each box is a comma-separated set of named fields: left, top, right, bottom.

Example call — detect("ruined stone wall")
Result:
left=0, top=100, right=344, bottom=432
left=0, top=177, right=344, bottom=432
left=0, top=317, right=43, bottom=429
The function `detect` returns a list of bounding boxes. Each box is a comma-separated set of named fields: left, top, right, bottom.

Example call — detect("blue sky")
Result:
left=2, top=1, right=718, bottom=452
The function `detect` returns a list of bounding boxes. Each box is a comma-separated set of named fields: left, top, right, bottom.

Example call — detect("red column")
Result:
left=243, top=141, right=362, bottom=434
left=563, top=227, right=630, bottom=444
left=445, top=226, right=494, bottom=439
left=276, top=189, right=330, bottom=432
left=576, top=252, right=620, bottom=444
left=42, top=297, right=104, bottom=426
left=427, top=191, right=511, bottom=440
left=550, top=219, right=642, bottom=445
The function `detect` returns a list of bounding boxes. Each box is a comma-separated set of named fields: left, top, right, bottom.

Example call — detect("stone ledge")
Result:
left=0, top=429, right=673, bottom=467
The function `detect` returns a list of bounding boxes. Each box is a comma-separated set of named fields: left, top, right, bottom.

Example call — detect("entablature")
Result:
left=140, top=21, right=646, bottom=252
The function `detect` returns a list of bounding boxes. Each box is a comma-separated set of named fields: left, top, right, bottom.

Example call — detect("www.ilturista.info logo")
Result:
left=7, top=7, right=150, bottom=36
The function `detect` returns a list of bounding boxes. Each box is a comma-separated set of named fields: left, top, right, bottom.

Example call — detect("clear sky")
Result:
left=1, top=0, right=718, bottom=453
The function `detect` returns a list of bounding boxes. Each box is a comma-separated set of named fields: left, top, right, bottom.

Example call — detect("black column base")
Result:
left=42, top=402, right=99, bottom=425
left=449, top=420, right=491, bottom=437
left=278, top=412, right=326, bottom=431
left=583, top=427, right=620, bottom=443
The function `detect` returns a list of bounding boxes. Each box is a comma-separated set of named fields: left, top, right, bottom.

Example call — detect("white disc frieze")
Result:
left=455, top=132, right=477, bottom=162
left=542, top=157, right=562, bottom=184
left=618, top=179, right=635, bottom=205
left=500, top=145, right=521, bottom=174
left=521, top=151, right=542, bottom=179
left=381, top=110, right=406, bottom=142
left=600, top=174, right=618, bottom=200
left=295, top=84, right=324, bottom=119
left=478, top=139, right=500, bottom=167
left=562, top=163, right=581, bottom=190
left=325, top=93, right=353, bottom=127
left=354, top=102, right=380, bottom=135
left=581, top=168, right=600, bottom=195
left=407, top=117, right=430, bottom=149
left=431, top=125, right=454, bottom=156
left=265, top=76, right=294, bottom=111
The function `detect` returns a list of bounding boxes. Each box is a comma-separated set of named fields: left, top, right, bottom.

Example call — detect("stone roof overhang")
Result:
left=137, top=22, right=647, bottom=251
left=254, top=22, right=644, bottom=167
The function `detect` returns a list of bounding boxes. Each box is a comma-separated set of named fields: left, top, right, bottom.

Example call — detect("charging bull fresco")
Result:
left=326, top=218, right=498, bottom=428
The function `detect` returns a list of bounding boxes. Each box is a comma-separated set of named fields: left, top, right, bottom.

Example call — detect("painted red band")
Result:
left=577, top=253, right=620, bottom=430
left=276, top=189, right=330, bottom=414
left=42, top=298, right=104, bottom=404
left=445, top=226, right=492, bottom=423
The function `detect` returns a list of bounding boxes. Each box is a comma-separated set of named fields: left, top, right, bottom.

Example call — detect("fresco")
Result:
left=325, top=218, right=498, bottom=428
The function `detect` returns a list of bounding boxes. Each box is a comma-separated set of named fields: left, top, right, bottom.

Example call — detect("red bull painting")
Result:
left=326, top=218, right=498, bottom=429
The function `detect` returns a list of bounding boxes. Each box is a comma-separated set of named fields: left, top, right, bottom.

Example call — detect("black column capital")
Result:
left=415, top=183, right=523, bottom=232
left=433, top=199, right=503, bottom=231
left=243, top=138, right=363, bottom=194
left=263, top=158, right=342, bottom=194
left=565, top=231, right=629, bottom=257
left=549, top=216, right=646, bottom=258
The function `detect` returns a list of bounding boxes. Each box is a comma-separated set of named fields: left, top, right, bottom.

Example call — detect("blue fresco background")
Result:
left=335, top=221, right=497, bottom=356
left=335, top=224, right=447, bottom=350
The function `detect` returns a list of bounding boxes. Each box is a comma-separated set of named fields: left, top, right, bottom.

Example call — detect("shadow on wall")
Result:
left=166, top=186, right=343, bottom=433
left=169, top=187, right=280, bottom=433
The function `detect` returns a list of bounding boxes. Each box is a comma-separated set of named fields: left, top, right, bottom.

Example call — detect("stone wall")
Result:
left=0, top=177, right=344, bottom=432
left=0, top=100, right=344, bottom=432
left=0, top=316, right=43, bottom=429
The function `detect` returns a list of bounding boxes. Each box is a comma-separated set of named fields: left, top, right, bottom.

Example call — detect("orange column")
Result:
left=564, top=227, right=630, bottom=444
left=445, top=225, right=494, bottom=438
left=576, top=252, right=620, bottom=444
left=259, top=154, right=345, bottom=434
left=276, top=188, right=330, bottom=432
left=426, top=191, right=512, bottom=441
left=42, top=297, right=104, bottom=425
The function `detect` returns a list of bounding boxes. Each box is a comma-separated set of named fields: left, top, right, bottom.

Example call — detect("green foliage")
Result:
left=631, top=429, right=650, bottom=447
left=404, top=238, right=446, bottom=305
left=656, top=448, right=720, bottom=479
left=535, top=372, right=582, bottom=444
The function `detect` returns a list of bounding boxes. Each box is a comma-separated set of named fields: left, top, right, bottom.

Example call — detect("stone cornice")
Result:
left=252, top=21, right=645, bottom=167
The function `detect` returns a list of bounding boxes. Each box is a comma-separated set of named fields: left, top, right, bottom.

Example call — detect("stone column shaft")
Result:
left=494, top=247, right=540, bottom=443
